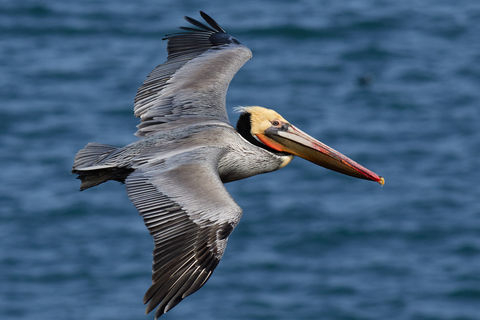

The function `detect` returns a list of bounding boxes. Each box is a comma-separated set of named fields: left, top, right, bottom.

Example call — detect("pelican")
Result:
left=72, top=11, right=384, bottom=319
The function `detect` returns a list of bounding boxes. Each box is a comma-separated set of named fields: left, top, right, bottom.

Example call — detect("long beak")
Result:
left=264, top=124, right=384, bottom=185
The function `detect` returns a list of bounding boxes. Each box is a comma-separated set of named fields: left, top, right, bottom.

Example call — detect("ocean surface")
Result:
left=1, top=0, right=480, bottom=319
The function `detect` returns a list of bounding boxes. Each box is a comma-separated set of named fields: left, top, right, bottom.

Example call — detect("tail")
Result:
left=72, top=142, right=133, bottom=191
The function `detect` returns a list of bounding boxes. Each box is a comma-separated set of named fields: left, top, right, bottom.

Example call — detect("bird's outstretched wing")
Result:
left=125, top=147, right=242, bottom=319
left=134, top=11, right=252, bottom=137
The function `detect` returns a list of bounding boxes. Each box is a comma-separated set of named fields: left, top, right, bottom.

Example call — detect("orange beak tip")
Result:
left=379, top=176, right=385, bottom=186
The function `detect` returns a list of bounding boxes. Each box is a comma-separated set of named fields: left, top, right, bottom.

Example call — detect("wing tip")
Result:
left=199, top=11, right=226, bottom=33
left=183, top=14, right=216, bottom=33
left=165, top=11, right=238, bottom=42
left=181, top=11, right=227, bottom=34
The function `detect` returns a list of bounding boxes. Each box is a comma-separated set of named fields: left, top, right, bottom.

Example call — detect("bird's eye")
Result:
left=272, top=120, right=280, bottom=126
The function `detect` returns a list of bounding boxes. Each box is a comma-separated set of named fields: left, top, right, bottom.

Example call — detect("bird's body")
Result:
left=74, top=118, right=291, bottom=187
left=72, top=12, right=383, bottom=319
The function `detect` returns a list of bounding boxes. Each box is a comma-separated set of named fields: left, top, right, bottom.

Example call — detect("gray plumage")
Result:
left=133, top=12, right=251, bottom=137
left=73, top=10, right=385, bottom=318
left=72, top=12, right=289, bottom=319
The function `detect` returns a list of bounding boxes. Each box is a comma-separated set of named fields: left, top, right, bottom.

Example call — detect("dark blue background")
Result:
left=1, top=0, right=480, bottom=319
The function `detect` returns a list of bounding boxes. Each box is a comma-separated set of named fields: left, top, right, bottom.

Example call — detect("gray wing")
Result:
left=134, top=11, right=252, bottom=137
left=125, top=148, right=242, bottom=319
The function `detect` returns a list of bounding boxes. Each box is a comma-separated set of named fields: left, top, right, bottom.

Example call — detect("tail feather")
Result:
left=72, top=142, right=133, bottom=191
left=73, top=142, right=118, bottom=170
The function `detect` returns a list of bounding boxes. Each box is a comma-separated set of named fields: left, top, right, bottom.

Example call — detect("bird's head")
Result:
left=236, top=106, right=384, bottom=185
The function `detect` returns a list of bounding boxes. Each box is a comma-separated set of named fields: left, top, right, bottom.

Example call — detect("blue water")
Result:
left=1, top=0, right=480, bottom=319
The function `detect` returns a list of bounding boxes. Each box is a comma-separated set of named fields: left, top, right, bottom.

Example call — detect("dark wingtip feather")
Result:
left=199, top=11, right=226, bottom=33
left=163, top=12, right=227, bottom=42
left=162, top=11, right=241, bottom=54
left=183, top=15, right=216, bottom=33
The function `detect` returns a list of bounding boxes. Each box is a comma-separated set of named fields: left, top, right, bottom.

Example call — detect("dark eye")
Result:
left=272, top=120, right=280, bottom=126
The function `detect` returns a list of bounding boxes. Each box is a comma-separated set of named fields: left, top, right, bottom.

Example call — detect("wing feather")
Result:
left=133, top=11, right=252, bottom=137
left=125, top=148, right=242, bottom=318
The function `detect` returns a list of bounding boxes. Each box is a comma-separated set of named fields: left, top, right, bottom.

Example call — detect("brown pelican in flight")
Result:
left=72, top=11, right=384, bottom=319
